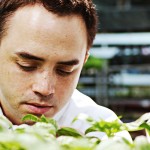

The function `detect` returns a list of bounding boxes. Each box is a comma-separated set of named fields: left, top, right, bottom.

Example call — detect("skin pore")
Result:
left=0, top=4, right=89, bottom=125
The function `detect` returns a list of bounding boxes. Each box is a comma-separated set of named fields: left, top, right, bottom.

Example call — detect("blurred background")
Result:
left=77, top=0, right=150, bottom=138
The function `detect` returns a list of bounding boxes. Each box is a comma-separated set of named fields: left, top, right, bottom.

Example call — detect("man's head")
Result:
left=0, top=0, right=98, bottom=49
left=0, top=0, right=98, bottom=125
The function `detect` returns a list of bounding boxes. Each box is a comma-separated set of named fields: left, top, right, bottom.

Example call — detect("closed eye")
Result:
left=17, top=63, right=37, bottom=72
left=56, top=69, right=72, bottom=77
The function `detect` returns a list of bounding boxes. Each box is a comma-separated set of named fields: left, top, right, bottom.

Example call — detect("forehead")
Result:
left=1, top=4, right=88, bottom=61
left=6, top=4, right=87, bottom=40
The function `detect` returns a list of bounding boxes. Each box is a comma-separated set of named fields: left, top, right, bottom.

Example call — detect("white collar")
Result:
left=53, top=100, right=70, bottom=122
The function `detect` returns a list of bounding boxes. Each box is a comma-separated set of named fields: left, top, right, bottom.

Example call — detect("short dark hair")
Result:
left=0, top=0, right=98, bottom=48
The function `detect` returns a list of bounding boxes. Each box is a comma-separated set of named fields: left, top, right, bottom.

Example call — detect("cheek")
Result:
left=4, top=70, right=30, bottom=91
left=0, top=63, right=33, bottom=100
left=56, top=70, right=81, bottom=101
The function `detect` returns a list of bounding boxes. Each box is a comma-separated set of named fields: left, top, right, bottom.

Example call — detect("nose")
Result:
left=32, top=72, right=55, bottom=97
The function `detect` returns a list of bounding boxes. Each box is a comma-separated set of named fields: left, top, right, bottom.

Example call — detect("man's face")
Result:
left=0, top=5, right=88, bottom=125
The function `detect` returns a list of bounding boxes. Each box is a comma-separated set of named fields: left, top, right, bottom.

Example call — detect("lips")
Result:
left=25, top=103, right=53, bottom=114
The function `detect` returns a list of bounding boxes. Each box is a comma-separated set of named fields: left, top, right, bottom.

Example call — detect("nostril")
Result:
left=34, top=91, right=54, bottom=100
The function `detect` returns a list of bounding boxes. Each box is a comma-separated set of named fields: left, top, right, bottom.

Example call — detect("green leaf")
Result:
left=40, top=115, right=48, bottom=123
left=22, top=114, right=58, bottom=131
left=0, top=141, right=26, bottom=150
left=85, top=119, right=126, bottom=137
left=88, top=136, right=101, bottom=145
left=57, top=127, right=83, bottom=138
left=37, top=115, right=58, bottom=130
left=125, top=113, right=150, bottom=132
left=22, top=114, right=40, bottom=123
left=85, top=126, right=99, bottom=135
left=140, top=123, right=150, bottom=131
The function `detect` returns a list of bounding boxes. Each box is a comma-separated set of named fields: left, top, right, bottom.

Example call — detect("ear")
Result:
left=84, top=51, right=90, bottom=64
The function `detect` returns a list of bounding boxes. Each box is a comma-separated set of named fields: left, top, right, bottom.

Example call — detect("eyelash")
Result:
left=17, top=63, right=72, bottom=77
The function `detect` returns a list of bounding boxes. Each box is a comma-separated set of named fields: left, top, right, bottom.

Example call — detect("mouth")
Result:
left=24, top=103, right=53, bottom=115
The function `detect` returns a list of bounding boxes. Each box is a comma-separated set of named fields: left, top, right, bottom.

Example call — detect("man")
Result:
left=0, top=0, right=131, bottom=140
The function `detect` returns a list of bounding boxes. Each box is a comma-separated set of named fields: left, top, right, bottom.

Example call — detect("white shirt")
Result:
left=54, top=90, right=132, bottom=140
left=0, top=89, right=131, bottom=140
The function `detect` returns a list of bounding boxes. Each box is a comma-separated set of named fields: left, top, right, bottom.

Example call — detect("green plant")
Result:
left=83, top=55, right=104, bottom=71
left=0, top=113, right=149, bottom=150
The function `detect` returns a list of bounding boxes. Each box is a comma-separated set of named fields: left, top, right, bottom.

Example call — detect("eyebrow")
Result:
left=15, top=52, right=44, bottom=61
left=57, top=59, right=79, bottom=66
left=15, top=52, right=79, bottom=66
